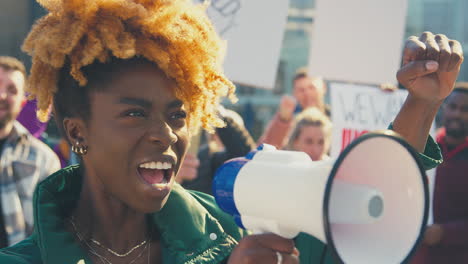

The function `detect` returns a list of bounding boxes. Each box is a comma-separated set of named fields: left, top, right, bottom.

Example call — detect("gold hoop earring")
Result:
left=71, top=141, right=88, bottom=155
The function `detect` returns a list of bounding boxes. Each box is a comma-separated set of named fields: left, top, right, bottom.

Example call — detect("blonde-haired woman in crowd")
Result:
left=287, top=107, right=332, bottom=161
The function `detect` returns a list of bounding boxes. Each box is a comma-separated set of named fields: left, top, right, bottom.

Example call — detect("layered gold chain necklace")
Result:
left=69, top=217, right=151, bottom=264
left=91, top=237, right=148, bottom=257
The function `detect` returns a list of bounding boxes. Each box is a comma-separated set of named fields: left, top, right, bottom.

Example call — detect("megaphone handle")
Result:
left=241, top=215, right=300, bottom=239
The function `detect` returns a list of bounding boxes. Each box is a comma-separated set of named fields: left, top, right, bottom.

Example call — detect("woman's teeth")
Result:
left=139, top=161, right=172, bottom=170
left=152, top=178, right=168, bottom=188
left=138, top=161, right=172, bottom=188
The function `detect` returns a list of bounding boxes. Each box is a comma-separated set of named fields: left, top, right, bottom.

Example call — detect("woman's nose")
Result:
left=148, top=122, right=178, bottom=147
left=310, top=146, right=323, bottom=159
left=0, top=88, right=8, bottom=100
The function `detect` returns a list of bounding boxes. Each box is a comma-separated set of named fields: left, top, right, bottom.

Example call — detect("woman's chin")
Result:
left=135, top=192, right=172, bottom=214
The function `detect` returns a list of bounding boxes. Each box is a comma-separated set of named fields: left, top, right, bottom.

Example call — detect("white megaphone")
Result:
left=213, top=130, right=429, bottom=264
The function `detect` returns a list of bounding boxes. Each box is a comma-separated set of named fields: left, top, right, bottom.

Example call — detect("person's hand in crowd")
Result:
left=278, top=95, right=297, bottom=122
left=423, top=224, right=444, bottom=246
left=397, top=32, right=463, bottom=104
left=175, top=153, right=200, bottom=184
left=379, top=83, right=398, bottom=93
left=228, top=233, right=300, bottom=264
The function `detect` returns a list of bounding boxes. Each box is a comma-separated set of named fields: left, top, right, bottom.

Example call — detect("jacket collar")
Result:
left=33, top=165, right=237, bottom=264
left=4, top=121, right=29, bottom=144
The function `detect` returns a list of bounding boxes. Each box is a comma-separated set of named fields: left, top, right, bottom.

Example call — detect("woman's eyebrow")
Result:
left=167, top=99, right=184, bottom=109
left=117, top=97, right=152, bottom=108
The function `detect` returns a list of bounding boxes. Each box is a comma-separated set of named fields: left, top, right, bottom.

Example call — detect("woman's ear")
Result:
left=63, top=117, right=88, bottom=146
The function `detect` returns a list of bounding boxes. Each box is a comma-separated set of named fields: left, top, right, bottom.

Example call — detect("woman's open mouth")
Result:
left=137, top=161, right=173, bottom=190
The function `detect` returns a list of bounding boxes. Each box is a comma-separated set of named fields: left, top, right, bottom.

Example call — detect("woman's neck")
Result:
left=71, top=172, right=152, bottom=253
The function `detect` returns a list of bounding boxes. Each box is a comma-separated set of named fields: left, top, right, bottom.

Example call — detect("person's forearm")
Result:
left=392, top=95, right=442, bottom=152
left=257, top=113, right=293, bottom=149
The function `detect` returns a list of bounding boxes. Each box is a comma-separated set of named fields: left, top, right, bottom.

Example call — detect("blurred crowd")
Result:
left=0, top=41, right=467, bottom=264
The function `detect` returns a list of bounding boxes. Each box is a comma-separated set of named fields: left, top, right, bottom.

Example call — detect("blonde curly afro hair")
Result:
left=22, top=0, right=236, bottom=132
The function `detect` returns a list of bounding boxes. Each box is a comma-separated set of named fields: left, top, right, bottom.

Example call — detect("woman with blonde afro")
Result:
left=0, top=0, right=464, bottom=263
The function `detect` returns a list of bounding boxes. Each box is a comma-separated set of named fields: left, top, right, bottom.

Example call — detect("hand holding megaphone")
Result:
left=214, top=130, right=429, bottom=264
left=227, top=233, right=300, bottom=264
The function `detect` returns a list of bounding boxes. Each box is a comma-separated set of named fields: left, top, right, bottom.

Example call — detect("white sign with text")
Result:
left=309, top=0, right=407, bottom=85
left=330, top=82, right=408, bottom=157
left=196, top=0, right=290, bottom=89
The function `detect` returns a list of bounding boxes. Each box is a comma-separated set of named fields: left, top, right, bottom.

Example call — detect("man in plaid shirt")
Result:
left=0, top=56, right=60, bottom=247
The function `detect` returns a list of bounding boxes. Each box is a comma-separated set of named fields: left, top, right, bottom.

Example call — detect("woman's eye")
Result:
left=171, top=110, right=187, bottom=120
left=7, top=85, right=17, bottom=95
left=124, top=109, right=146, bottom=118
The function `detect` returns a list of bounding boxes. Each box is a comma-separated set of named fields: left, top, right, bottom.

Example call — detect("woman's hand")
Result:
left=393, top=32, right=464, bottom=152
left=397, top=32, right=463, bottom=103
left=397, top=31, right=463, bottom=104
left=228, top=233, right=300, bottom=264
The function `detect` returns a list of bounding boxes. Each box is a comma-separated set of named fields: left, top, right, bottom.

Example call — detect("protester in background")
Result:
left=411, top=82, right=468, bottom=264
left=182, top=106, right=256, bottom=194
left=0, top=56, right=60, bottom=248
left=286, top=107, right=332, bottom=161
left=259, top=68, right=328, bottom=149
left=292, top=68, right=329, bottom=116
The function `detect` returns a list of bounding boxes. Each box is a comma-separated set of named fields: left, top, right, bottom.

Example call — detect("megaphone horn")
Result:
left=213, top=130, right=429, bottom=264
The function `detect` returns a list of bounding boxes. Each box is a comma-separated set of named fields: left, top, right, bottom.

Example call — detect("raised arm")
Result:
left=393, top=32, right=464, bottom=152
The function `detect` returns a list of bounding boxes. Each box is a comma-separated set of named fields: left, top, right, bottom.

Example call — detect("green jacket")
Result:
left=0, top=136, right=442, bottom=264
left=0, top=165, right=247, bottom=264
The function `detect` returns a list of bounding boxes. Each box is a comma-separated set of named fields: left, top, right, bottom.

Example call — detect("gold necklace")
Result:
left=91, top=237, right=148, bottom=257
left=69, top=217, right=151, bottom=264
left=70, top=216, right=148, bottom=257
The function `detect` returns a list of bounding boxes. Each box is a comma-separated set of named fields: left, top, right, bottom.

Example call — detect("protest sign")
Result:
left=309, top=0, right=407, bottom=85
left=329, top=82, right=408, bottom=157
left=197, top=0, right=290, bottom=89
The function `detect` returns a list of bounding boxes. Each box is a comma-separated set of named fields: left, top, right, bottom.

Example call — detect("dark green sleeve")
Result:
left=418, top=134, right=443, bottom=170
left=0, top=236, right=42, bottom=264
left=188, top=190, right=249, bottom=241
left=387, top=124, right=442, bottom=170
left=294, top=233, right=338, bottom=264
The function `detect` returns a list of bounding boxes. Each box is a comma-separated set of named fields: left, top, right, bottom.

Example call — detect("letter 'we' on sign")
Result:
left=194, top=0, right=290, bottom=90
left=329, top=82, right=409, bottom=158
